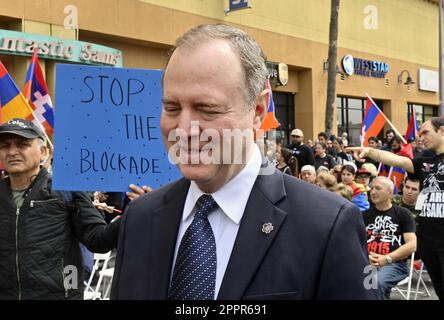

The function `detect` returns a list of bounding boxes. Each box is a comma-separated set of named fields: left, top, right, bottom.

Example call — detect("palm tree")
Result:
left=325, top=0, right=340, bottom=136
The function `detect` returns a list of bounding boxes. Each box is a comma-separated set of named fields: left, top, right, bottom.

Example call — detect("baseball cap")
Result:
left=0, top=119, right=45, bottom=141
left=357, top=168, right=372, bottom=176
left=291, top=129, right=303, bottom=137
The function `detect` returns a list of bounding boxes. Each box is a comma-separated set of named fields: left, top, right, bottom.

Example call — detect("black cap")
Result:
left=0, top=118, right=45, bottom=141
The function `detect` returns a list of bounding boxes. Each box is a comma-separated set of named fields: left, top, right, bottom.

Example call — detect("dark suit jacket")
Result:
left=111, top=168, right=377, bottom=300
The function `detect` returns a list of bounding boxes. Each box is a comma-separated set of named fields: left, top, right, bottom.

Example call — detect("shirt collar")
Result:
left=183, top=144, right=262, bottom=224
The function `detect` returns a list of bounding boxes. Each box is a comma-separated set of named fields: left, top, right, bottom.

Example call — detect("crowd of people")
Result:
left=265, top=124, right=442, bottom=299
left=1, top=23, right=443, bottom=301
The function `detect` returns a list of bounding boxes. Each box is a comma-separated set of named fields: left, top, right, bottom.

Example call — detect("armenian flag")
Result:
left=0, top=60, right=34, bottom=123
left=260, top=79, right=280, bottom=133
left=360, top=97, right=387, bottom=147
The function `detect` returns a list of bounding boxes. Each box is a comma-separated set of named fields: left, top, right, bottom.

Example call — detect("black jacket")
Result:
left=0, top=168, right=120, bottom=300
left=111, top=169, right=376, bottom=300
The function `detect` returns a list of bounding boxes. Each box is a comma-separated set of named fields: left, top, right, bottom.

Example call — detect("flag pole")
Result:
left=365, top=93, right=408, bottom=145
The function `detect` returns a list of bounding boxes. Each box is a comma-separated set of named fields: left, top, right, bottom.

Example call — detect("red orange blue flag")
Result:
left=405, top=109, right=419, bottom=142
left=23, top=49, right=54, bottom=137
left=389, top=166, right=406, bottom=194
left=360, top=97, right=387, bottom=147
left=259, top=79, right=280, bottom=133
left=0, top=59, right=34, bottom=124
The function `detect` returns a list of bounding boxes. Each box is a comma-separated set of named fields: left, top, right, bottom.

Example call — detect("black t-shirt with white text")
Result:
left=411, top=154, right=444, bottom=245
left=364, top=206, right=416, bottom=255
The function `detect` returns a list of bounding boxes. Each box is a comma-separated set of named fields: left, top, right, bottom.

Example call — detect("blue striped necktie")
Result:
left=168, top=194, right=218, bottom=300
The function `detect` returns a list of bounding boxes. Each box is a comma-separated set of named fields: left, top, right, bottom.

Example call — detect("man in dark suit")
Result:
left=111, top=24, right=376, bottom=300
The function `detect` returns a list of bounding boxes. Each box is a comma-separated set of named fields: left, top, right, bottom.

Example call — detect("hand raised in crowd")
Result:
left=126, top=184, right=152, bottom=201
left=346, top=147, right=372, bottom=161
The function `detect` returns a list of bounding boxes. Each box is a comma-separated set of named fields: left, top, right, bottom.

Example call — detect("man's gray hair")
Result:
left=371, top=176, right=394, bottom=192
left=165, top=23, right=269, bottom=109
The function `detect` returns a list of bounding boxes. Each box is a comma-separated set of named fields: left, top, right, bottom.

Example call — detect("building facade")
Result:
left=0, top=0, right=440, bottom=145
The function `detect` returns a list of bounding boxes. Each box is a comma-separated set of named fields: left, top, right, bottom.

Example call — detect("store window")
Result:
left=337, top=96, right=384, bottom=146
left=407, top=103, right=438, bottom=125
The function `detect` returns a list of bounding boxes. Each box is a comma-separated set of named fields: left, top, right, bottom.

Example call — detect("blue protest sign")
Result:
left=53, top=64, right=181, bottom=192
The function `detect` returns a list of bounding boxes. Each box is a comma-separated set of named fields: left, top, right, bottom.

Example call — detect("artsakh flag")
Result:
left=22, top=49, right=54, bottom=137
left=0, top=59, right=34, bottom=123
left=360, top=97, right=387, bottom=147
left=259, top=79, right=280, bottom=133
left=405, top=109, right=419, bottom=142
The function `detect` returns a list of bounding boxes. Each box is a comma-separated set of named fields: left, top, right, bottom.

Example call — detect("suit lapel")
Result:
left=148, top=178, right=190, bottom=299
left=217, top=170, right=287, bottom=299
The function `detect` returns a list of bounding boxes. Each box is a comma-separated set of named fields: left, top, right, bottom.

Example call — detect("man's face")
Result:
left=391, top=140, right=401, bottom=153
left=301, top=170, right=316, bottom=184
left=161, top=39, right=267, bottom=192
left=291, top=135, right=303, bottom=145
left=318, top=136, right=326, bottom=144
left=415, top=137, right=424, bottom=150
left=314, top=144, right=325, bottom=156
left=332, top=140, right=340, bottom=150
left=0, top=134, right=46, bottom=176
left=386, top=132, right=394, bottom=142
left=402, top=180, right=420, bottom=205
left=368, top=140, right=377, bottom=149
left=370, top=179, right=392, bottom=205
left=420, top=121, right=443, bottom=151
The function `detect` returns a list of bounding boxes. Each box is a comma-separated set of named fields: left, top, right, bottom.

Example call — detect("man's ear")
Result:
left=253, top=88, right=270, bottom=130
left=39, top=143, right=48, bottom=164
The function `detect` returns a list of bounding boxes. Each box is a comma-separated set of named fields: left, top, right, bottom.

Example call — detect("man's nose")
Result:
left=177, top=110, right=200, bottom=137
left=6, top=144, right=19, bottom=155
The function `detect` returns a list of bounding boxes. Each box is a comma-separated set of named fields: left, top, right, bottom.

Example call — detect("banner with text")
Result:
left=53, top=64, right=181, bottom=192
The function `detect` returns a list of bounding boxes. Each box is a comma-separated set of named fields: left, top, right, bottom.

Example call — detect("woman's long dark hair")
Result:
left=280, top=148, right=299, bottom=177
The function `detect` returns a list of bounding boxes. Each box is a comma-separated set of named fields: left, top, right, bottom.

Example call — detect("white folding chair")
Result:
left=84, top=251, right=112, bottom=300
left=392, top=252, right=415, bottom=300
left=413, top=260, right=432, bottom=300
left=98, top=267, right=115, bottom=300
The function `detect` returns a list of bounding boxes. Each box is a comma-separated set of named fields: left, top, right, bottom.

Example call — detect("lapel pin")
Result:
left=262, top=222, right=274, bottom=234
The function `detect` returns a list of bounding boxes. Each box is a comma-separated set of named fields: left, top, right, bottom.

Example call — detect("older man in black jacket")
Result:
left=0, top=119, right=119, bottom=299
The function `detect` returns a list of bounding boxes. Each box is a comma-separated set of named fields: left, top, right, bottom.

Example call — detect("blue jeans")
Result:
left=377, top=261, right=409, bottom=300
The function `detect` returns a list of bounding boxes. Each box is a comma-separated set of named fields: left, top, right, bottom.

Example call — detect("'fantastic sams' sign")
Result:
left=0, top=29, right=122, bottom=67
left=53, top=64, right=181, bottom=192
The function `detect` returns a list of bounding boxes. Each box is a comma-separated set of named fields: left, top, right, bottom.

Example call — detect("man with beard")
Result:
left=287, top=128, right=315, bottom=174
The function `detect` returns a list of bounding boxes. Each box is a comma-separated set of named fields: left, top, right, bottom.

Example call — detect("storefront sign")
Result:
left=267, top=61, right=288, bottom=86
left=229, top=0, right=250, bottom=12
left=0, top=29, right=122, bottom=67
left=342, top=54, right=389, bottom=78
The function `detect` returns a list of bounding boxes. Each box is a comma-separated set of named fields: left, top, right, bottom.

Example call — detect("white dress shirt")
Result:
left=170, top=143, right=262, bottom=298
